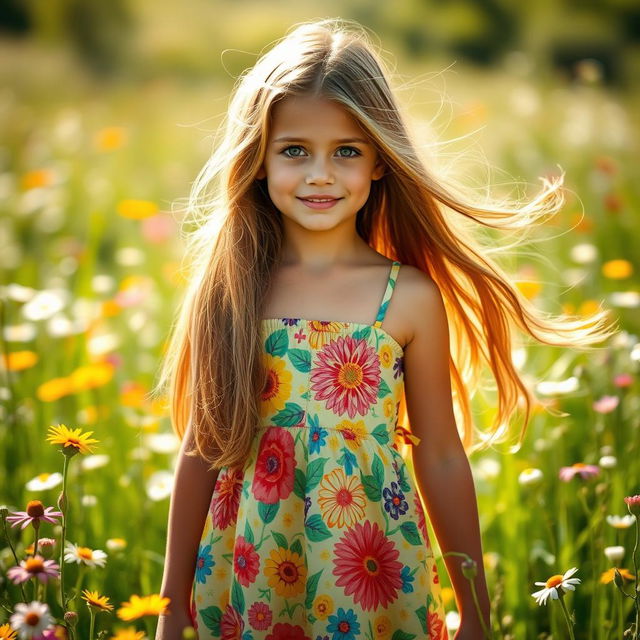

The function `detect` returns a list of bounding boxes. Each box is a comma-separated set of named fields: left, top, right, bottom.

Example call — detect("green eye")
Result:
left=337, top=146, right=361, bottom=158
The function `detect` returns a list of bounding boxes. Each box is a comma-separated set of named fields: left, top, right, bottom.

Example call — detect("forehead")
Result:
left=268, top=95, right=367, bottom=139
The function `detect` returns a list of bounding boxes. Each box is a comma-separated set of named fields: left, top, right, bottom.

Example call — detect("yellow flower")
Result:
left=70, top=362, right=115, bottom=392
left=120, top=382, right=148, bottom=408
left=602, top=259, right=633, bottom=279
left=0, top=623, right=17, bottom=639
left=515, top=280, right=542, bottom=300
left=264, top=547, right=306, bottom=598
left=109, top=628, right=146, bottom=640
left=600, top=567, right=635, bottom=584
left=20, top=168, right=55, bottom=190
left=37, top=377, right=74, bottom=402
left=373, top=615, right=392, bottom=639
left=94, top=126, right=128, bottom=152
left=383, top=397, right=395, bottom=418
left=46, top=424, right=99, bottom=455
left=318, top=467, right=366, bottom=528
left=0, top=351, right=38, bottom=372
left=312, top=594, right=334, bottom=619
left=117, top=199, right=158, bottom=220
left=82, top=590, right=114, bottom=611
left=379, top=344, right=393, bottom=368
left=307, top=321, right=345, bottom=349
left=259, top=354, right=292, bottom=418
left=117, top=594, right=170, bottom=621
left=334, top=419, right=367, bottom=452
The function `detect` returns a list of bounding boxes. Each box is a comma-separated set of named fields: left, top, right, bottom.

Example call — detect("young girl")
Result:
left=154, top=18, right=616, bottom=640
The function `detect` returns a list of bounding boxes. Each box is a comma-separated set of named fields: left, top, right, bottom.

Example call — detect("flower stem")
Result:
left=89, top=608, right=95, bottom=640
left=558, top=595, right=576, bottom=640
left=632, top=514, right=640, bottom=640
left=58, top=454, right=70, bottom=611
left=1, top=512, right=28, bottom=602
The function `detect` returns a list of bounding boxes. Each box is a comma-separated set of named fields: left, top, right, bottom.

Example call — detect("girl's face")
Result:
left=256, top=95, right=385, bottom=231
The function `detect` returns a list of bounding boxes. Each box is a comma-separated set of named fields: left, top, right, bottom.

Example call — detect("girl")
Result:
left=154, top=18, right=616, bottom=640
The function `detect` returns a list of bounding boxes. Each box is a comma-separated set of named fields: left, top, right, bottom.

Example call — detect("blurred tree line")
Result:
left=1, top=0, right=639, bottom=85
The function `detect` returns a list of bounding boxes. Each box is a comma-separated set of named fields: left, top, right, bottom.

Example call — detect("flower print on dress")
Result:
left=414, top=492, right=431, bottom=548
left=427, top=608, right=448, bottom=640
left=392, top=355, right=404, bottom=379
left=332, top=520, right=403, bottom=610
left=261, top=353, right=293, bottom=418
left=266, top=622, right=312, bottom=640
left=248, top=601, right=272, bottom=630
left=310, top=335, right=381, bottom=419
left=264, top=546, right=307, bottom=598
left=318, top=467, right=367, bottom=528
left=195, top=544, right=214, bottom=584
left=307, top=320, right=345, bottom=350
left=211, top=467, right=243, bottom=530
left=335, top=419, right=368, bottom=452
left=219, top=604, right=244, bottom=639
left=308, top=416, right=328, bottom=454
left=400, top=565, right=415, bottom=593
left=233, top=536, right=260, bottom=587
left=326, top=607, right=360, bottom=639
left=383, top=480, right=409, bottom=520
left=251, top=427, right=296, bottom=504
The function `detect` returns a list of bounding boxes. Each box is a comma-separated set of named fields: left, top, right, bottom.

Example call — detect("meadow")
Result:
left=1, top=36, right=639, bottom=639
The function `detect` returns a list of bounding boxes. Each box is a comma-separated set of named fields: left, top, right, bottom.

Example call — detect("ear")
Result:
left=371, top=159, right=386, bottom=181
left=255, top=165, right=266, bottom=180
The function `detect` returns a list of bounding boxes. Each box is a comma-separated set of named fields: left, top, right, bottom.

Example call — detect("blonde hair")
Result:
left=155, top=18, right=618, bottom=470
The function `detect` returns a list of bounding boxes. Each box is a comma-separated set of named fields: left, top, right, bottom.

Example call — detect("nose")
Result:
left=305, top=156, right=335, bottom=185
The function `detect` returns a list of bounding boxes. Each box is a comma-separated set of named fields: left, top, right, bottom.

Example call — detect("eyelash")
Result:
left=280, top=145, right=362, bottom=159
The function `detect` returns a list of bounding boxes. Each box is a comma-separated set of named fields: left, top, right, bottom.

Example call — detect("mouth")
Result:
left=297, top=196, right=342, bottom=210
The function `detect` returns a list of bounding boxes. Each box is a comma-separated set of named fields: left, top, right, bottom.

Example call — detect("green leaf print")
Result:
left=273, top=402, right=305, bottom=426
left=304, top=569, right=323, bottom=609
left=244, top=520, right=254, bottom=545
left=397, top=462, right=411, bottom=493
left=391, top=629, right=416, bottom=640
left=399, top=521, right=422, bottom=546
left=416, top=606, right=428, bottom=634
left=371, top=454, right=385, bottom=488
left=305, top=513, right=332, bottom=542
left=352, top=326, right=372, bottom=341
left=361, top=471, right=382, bottom=502
left=200, top=605, right=223, bottom=635
left=265, top=329, right=288, bottom=356
left=288, top=348, right=311, bottom=372
left=231, top=579, right=245, bottom=615
left=378, top=378, right=391, bottom=398
left=258, top=500, right=279, bottom=524
left=372, top=423, right=390, bottom=444
left=293, top=467, right=306, bottom=500
left=305, top=457, right=329, bottom=492
left=290, top=537, right=303, bottom=557
left=271, top=531, right=288, bottom=550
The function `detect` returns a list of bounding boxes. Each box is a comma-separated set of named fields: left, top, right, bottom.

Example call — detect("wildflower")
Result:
left=604, top=546, right=625, bottom=565
left=0, top=623, right=17, bottom=639
left=613, top=373, right=633, bottom=388
left=80, top=455, right=110, bottom=471
left=25, top=538, right=56, bottom=556
left=598, top=455, right=617, bottom=469
left=624, top=495, right=640, bottom=516
left=117, top=199, right=158, bottom=220
left=46, top=424, right=99, bottom=456
left=518, top=467, right=544, bottom=486
left=602, top=259, right=632, bottom=279
left=6, top=501, right=62, bottom=530
left=606, top=514, right=636, bottom=529
left=82, top=590, right=114, bottom=612
left=116, top=594, right=170, bottom=621
left=25, top=473, right=63, bottom=491
left=531, top=567, right=581, bottom=605
left=0, top=351, right=38, bottom=372
left=146, top=471, right=174, bottom=501
left=64, top=542, right=107, bottom=568
left=106, top=538, right=127, bottom=552
left=559, top=463, right=600, bottom=482
left=109, top=628, right=146, bottom=640
left=9, top=601, right=54, bottom=638
left=600, top=567, right=635, bottom=584
left=7, top=555, right=60, bottom=584
left=592, top=395, right=619, bottom=413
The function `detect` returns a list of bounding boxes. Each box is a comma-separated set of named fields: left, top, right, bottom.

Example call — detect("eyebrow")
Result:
left=272, top=136, right=371, bottom=145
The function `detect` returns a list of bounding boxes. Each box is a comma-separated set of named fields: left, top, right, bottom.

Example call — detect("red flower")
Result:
left=310, top=336, right=380, bottom=418
left=220, top=603, right=244, bottom=640
left=625, top=495, right=640, bottom=516
left=248, top=601, right=272, bottom=631
left=427, top=609, right=447, bottom=639
left=233, top=536, right=260, bottom=587
left=211, top=467, right=244, bottom=530
left=266, top=623, right=311, bottom=640
left=413, top=492, right=431, bottom=548
left=251, top=427, right=296, bottom=504
left=332, top=520, right=403, bottom=610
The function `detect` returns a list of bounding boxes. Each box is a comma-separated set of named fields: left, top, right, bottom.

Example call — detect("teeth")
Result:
left=306, top=198, right=334, bottom=202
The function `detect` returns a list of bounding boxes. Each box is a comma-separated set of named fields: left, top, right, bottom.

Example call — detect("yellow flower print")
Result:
left=260, top=354, right=292, bottom=418
left=383, top=397, right=395, bottom=418
left=264, top=547, right=307, bottom=598
left=379, top=344, right=393, bottom=368
left=373, top=615, right=392, bottom=639
left=335, top=419, right=368, bottom=452
left=318, top=467, right=367, bottom=528
left=307, top=321, right=346, bottom=349
left=313, top=594, right=334, bottom=619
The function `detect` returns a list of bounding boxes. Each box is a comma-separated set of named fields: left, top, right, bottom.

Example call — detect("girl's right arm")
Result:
left=155, top=420, right=220, bottom=639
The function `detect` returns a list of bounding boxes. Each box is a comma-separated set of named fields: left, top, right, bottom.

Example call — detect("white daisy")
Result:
left=10, top=601, right=54, bottom=638
left=531, top=567, right=581, bottom=606
left=25, top=472, right=63, bottom=491
left=64, top=542, right=107, bottom=568
left=604, top=546, right=625, bottom=564
left=79, top=454, right=110, bottom=471
left=146, top=470, right=174, bottom=501
left=606, top=514, right=636, bottom=529
left=518, top=467, right=544, bottom=486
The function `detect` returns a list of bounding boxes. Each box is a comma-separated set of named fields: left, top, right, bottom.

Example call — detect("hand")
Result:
left=155, top=611, right=196, bottom=640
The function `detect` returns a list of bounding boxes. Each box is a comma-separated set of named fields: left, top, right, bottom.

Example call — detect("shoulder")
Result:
left=396, top=265, right=447, bottom=346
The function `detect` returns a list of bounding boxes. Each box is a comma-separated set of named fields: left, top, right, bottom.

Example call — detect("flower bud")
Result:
left=63, top=611, right=78, bottom=627
left=461, top=557, right=477, bottom=580
left=614, top=568, right=625, bottom=588
left=624, top=495, right=640, bottom=517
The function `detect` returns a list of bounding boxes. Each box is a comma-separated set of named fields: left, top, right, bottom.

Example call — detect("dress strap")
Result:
left=372, top=261, right=401, bottom=328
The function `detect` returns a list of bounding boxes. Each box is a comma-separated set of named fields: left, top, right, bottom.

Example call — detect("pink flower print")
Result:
left=251, top=427, right=296, bottom=504
left=248, top=601, right=272, bottom=630
left=310, top=335, right=380, bottom=418
left=233, top=536, right=260, bottom=587
left=294, top=328, right=307, bottom=343
left=211, top=467, right=244, bottom=530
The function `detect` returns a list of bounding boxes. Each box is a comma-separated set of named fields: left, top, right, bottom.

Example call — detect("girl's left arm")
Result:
left=402, top=270, right=491, bottom=637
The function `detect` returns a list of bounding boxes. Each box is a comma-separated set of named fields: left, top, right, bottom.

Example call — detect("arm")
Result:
left=156, top=420, right=220, bottom=633
left=402, top=271, right=491, bottom=636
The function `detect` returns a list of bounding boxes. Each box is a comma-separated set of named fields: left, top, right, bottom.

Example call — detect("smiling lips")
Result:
left=297, top=195, right=342, bottom=210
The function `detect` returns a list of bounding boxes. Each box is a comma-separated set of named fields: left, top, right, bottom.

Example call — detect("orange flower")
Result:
left=117, top=199, right=158, bottom=220
left=94, top=126, right=128, bottom=152
left=70, top=362, right=115, bottom=392
left=600, top=567, right=635, bottom=584
left=602, top=259, right=632, bottom=279
left=46, top=424, right=99, bottom=455
left=82, top=589, right=114, bottom=611
left=37, top=377, right=74, bottom=402
left=116, top=594, right=170, bottom=621
left=1, top=351, right=38, bottom=371
left=20, top=168, right=55, bottom=190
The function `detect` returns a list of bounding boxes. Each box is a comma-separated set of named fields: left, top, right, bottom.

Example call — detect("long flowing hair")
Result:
left=154, top=18, right=618, bottom=470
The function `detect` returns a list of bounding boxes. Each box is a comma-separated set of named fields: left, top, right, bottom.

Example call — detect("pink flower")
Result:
left=141, top=214, right=175, bottom=244
left=624, top=495, right=640, bottom=516
left=559, top=463, right=600, bottom=482
left=6, top=501, right=63, bottom=530
left=592, top=395, right=619, bottom=413
left=7, top=555, right=60, bottom=584
left=613, top=373, right=633, bottom=388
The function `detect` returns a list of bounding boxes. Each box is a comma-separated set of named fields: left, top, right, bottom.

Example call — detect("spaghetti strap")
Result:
left=373, top=260, right=401, bottom=328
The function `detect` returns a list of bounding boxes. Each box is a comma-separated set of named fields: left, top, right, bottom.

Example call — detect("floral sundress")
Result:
left=190, top=260, right=448, bottom=639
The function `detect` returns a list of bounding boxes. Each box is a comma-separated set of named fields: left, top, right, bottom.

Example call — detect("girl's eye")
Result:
left=280, top=145, right=362, bottom=158
left=282, top=145, right=306, bottom=158
left=336, top=146, right=361, bottom=158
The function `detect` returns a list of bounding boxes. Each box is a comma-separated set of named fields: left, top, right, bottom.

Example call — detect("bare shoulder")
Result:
left=394, top=265, right=446, bottom=347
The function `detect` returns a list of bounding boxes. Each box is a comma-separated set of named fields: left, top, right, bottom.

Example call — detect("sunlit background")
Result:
left=1, top=1, right=639, bottom=638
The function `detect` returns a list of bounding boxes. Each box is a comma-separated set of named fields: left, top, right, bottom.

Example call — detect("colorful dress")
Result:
left=191, top=260, right=448, bottom=640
